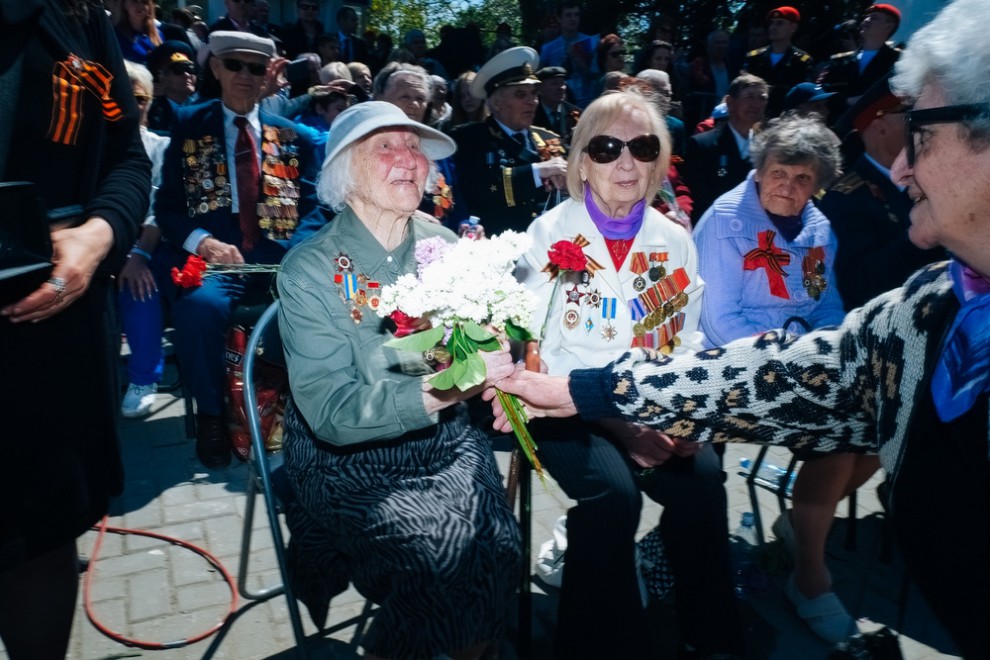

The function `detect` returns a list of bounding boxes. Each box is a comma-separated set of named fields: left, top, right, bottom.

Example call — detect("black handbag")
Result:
left=0, top=181, right=53, bottom=305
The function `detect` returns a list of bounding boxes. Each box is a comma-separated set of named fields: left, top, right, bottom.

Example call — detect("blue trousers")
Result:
left=157, top=242, right=283, bottom=416
left=118, top=288, right=164, bottom=386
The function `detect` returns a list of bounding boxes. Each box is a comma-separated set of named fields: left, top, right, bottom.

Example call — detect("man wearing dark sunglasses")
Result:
left=154, top=31, right=324, bottom=469
left=280, top=0, right=324, bottom=60
left=146, top=41, right=199, bottom=136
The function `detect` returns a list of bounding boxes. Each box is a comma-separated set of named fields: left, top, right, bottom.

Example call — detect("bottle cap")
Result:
left=741, top=511, right=755, bottom=526
left=739, top=457, right=751, bottom=469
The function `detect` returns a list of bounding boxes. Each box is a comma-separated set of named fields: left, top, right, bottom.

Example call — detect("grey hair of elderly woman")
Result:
left=123, top=60, right=154, bottom=97
left=566, top=88, right=671, bottom=198
left=318, top=137, right=440, bottom=212
left=750, top=114, right=843, bottom=190
left=891, top=0, right=990, bottom=150
left=372, top=61, right=431, bottom=98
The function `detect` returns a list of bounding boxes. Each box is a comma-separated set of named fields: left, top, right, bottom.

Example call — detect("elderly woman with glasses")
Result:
left=276, top=102, right=521, bottom=660
left=515, top=89, right=745, bottom=659
left=492, top=0, right=990, bottom=655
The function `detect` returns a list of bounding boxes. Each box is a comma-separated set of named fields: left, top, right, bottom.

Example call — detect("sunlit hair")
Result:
left=124, top=60, right=154, bottom=98
left=566, top=88, right=671, bottom=199
left=318, top=135, right=439, bottom=212
left=750, top=114, right=842, bottom=190
left=892, top=0, right=990, bottom=150
left=372, top=61, right=430, bottom=98
left=319, top=61, right=352, bottom=84
left=118, top=0, right=162, bottom=47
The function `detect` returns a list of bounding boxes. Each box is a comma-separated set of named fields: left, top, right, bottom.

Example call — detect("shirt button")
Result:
left=386, top=255, right=393, bottom=262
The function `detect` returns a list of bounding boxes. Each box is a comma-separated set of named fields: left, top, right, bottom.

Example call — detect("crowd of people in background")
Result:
left=3, top=0, right=987, bottom=658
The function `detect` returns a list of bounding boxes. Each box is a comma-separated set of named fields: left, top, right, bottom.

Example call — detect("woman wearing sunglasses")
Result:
left=514, top=89, right=746, bottom=658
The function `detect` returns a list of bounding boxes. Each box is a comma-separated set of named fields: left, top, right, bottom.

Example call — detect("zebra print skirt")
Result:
left=281, top=400, right=522, bottom=659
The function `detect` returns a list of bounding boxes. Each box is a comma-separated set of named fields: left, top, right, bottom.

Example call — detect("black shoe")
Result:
left=196, top=413, right=231, bottom=468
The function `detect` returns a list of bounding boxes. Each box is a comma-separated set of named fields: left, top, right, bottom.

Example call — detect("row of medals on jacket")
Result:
left=631, top=252, right=689, bottom=352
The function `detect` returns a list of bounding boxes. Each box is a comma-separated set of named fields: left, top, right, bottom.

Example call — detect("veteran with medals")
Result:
left=693, top=114, right=865, bottom=643
left=452, top=47, right=568, bottom=235
left=275, top=102, right=521, bottom=660
left=154, top=31, right=323, bottom=468
left=514, top=89, right=747, bottom=659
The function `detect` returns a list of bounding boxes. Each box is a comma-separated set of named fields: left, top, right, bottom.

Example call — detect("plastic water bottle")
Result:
left=729, top=512, right=764, bottom=598
left=739, top=457, right=796, bottom=496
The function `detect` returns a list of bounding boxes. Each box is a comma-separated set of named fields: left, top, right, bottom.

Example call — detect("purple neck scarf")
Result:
left=584, top=186, right=646, bottom=240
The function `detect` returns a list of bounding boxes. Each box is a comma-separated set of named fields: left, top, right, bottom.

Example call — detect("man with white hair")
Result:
left=154, top=32, right=323, bottom=468
left=636, top=68, right=686, bottom=155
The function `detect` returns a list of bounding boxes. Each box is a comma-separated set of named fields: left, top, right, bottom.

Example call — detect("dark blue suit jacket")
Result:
left=155, top=99, right=324, bottom=261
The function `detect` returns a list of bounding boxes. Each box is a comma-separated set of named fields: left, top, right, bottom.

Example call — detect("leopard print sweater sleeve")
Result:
left=570, top=262, right=957, bottom=472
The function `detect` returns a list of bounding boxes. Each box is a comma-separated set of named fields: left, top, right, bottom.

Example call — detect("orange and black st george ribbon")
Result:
left=48, top=53, right=122, bottom=146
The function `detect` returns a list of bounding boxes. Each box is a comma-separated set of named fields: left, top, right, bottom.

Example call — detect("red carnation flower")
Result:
left=170, top=255, right=208, bottom=288
left=548, top=240, right=587, bottom=272
left=389, top=310, right=422, bottom=338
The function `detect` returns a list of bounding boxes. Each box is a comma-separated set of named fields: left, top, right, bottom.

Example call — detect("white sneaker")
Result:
left=121, top=383, right=157, bottom=418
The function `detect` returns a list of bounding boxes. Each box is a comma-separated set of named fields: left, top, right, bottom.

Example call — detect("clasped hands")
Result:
left=482, top=363, right=698, bottom=467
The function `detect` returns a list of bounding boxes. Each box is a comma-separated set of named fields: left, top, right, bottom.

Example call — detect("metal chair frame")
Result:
left=235, top=300, right=309, bottom=657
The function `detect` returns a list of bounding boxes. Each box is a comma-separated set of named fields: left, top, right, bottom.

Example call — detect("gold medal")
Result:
left=633, top=323, right=646, bottom=337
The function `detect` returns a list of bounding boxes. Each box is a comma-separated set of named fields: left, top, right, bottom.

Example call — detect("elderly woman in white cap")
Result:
left=275, top=101, right=521, bottom=660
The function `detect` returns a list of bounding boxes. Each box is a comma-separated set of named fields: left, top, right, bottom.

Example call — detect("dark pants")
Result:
left=534, top=418, right=745, bottom=658
left=155, top=241, right=283, bottom=415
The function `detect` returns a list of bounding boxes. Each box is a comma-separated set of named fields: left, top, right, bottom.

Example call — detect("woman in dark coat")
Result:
left=0, top=0, right=149, bottom=657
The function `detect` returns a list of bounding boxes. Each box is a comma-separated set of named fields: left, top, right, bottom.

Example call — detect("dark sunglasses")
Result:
left=168, top=62, right=196, bottom=75
left=298, top=3, right=318, bottom=9
left=585, top=134, right=661, bottom=164
left=905, top=103, right=988, bottom=166
left=133, top=93, right=151, bottom=104
left=222, top=58, right=268, bottom=77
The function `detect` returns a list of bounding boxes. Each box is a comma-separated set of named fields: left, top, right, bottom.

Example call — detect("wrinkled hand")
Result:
left=483, top=363, right=576, bottom=430
left=600, top=419, right=696, bottom=467
left=479, top=346, right=514, bottom=390
left=2, top=218, right=114, bottom=323
left=196, top=237, right=244, bottom=264
left=533, top=156, right=567, bottom=182
left=118, top=253, right=158, bottom=301
left=263, top=57, right=290, bottom=97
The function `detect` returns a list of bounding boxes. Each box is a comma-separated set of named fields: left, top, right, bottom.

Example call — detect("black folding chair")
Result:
left=235, top=300, right=309, bottom=657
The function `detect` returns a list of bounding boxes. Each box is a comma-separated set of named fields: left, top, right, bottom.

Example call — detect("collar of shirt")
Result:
left=862, top=152, right=905, bottom=191
left=222, top=103, right=262, bottom=213
left=728, top=123, right=751, bottom=159
left=494, top=117, right=529, bottom=147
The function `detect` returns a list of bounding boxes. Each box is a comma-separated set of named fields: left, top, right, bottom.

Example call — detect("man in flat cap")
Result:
left=154, top=32, right=323, bottom=468
left=818, top=72, right=942, bottom=311
left=818, top=5, right=902, bottom=114
left=146, top=41, right=199, bottom=136
left=533, top=65, right=580, bottom=146
left=451, top=46, right=568, bottom=235
left=742, top=6, right=814, bottom=118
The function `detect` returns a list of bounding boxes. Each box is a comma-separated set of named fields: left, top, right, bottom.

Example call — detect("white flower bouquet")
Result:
left=377, top=231, right=544, bottom=477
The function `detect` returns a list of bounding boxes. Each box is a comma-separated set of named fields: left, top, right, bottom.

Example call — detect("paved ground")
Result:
left=1, top=359, right=963, bottom=660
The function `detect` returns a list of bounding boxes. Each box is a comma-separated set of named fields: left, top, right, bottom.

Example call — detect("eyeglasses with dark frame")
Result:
left=905, top=103, right=988, bottom=166
left=584, top=134, right=661, bottom=164
left=222, top=58, right=268, bottom=77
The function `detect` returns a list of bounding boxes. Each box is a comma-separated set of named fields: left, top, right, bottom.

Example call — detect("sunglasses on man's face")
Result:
left=168, top=63, right=196, bottom=76
left=904, top=103, right=988, bottom=167
left=222, top=58, right=268, bottom=76
left=585, top=134, right=661, bottom=164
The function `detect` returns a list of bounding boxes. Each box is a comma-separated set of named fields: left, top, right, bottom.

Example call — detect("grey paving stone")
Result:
left=128, top=569, right=172, bottom=621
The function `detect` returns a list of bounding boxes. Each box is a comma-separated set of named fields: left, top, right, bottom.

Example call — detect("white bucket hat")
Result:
left=322, top=101, right=456, bottom=169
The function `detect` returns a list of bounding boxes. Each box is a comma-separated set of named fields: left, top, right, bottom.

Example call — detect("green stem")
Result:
left=496, top=389, right=546, bottom=487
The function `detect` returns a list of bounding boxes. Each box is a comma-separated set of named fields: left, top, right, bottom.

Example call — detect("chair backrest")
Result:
left=241, top=299, right=293, bottom=500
